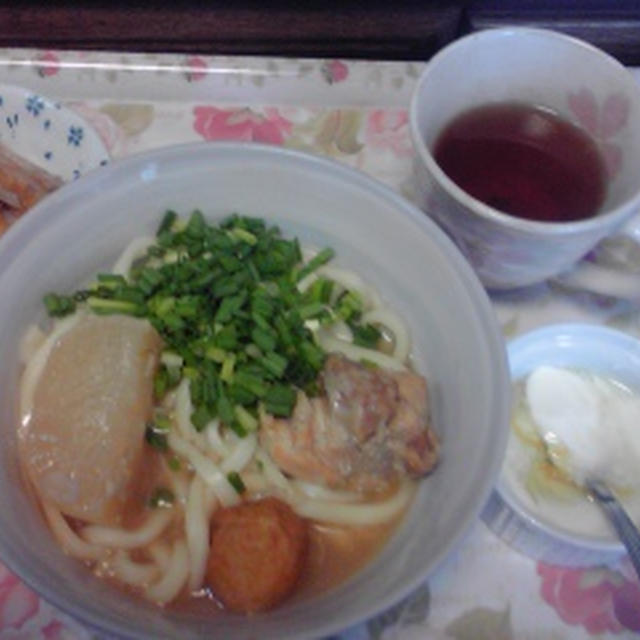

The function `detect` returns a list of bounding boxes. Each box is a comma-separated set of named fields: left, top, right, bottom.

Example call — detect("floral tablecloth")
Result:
left=0, top=49, right=639, bottom=640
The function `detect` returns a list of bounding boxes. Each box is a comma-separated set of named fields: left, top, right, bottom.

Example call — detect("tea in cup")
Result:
left=409, top=27, right=640, bottom=290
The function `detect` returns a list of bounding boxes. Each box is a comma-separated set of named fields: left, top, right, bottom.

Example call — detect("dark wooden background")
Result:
left=1, top=1, right=639, bottom=65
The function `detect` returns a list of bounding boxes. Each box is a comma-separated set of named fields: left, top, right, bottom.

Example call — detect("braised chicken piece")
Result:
left=260, top=354, right=439, bottom=492
left=206, top=497, right=308, bottom=613
left=19, top=315, right=162, bottom=525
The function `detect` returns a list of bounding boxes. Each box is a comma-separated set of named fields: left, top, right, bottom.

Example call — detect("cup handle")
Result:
left=553, top=212, right=640, bottom=301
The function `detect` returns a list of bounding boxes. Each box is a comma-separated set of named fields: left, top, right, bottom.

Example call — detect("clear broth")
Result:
left=91, top=447, right=413, bottom=614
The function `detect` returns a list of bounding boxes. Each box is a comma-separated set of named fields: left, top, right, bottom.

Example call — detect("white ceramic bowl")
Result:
left=0, top=142, right=509, bottom=639
left=484, top=323, right=640, bottom=566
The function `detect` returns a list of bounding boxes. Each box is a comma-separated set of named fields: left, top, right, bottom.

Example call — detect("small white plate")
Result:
left=483, top=323, right=640, bottom=566
left=0, top=83, right=109, bottom=181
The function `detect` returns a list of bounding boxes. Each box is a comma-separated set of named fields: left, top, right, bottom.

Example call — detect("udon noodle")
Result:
left=18, top=213, right=439, bottom=611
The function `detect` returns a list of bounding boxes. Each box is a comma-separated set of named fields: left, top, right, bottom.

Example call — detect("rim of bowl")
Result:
left=499, top=322, right=640, bottom=555
left=0, top=141, right=511, bottom=639
left=409, top=26, right=640, bottom=237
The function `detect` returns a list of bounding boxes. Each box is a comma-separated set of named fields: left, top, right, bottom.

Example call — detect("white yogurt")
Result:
left=526, top=366, right=640, bottom=489
left=504, top=366, right=640, bottom=541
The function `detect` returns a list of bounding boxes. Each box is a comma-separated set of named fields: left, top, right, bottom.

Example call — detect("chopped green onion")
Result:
left=234, top=405, right=258, bottom=432
left=96, top=273, right=127, bottom=289
left=43, top=293, right=76, bottom=317
left=217, top=387, right=235, bottom=426
left=296, top=247, right=335, bottom=282
left=205, top=346, right=226, bottom=363
left=154, top=414, right=171, bottom=431
left=228, top=383, right=256, bottom=406
left=304, top=277, right=334, bottom=304
left=228, top=227, right=258, bottom=246
left=43, top=212, right=392, bottom=429
left=149, top=487, right=174, bottom=508
left=226, top=471, right=246, bottom=495
left=251, top=327, right=276, bottom=352
left=185, top=210, right=205, bottom=236
left=191, top=405, right=212, bottom=432
left=234, top=371, right=268, bottom=397
left=298, top=302, right=326, bottom=320
left=215, top=293, right=246, bottom=324
left=350, top=323, right=382, bottom=349
left=145, top=419, right=169, bottom=451
left=299, top=340, right=325, bottom=370
left=245, top=343, right=262, bottom=359
left=163, top=249, right=180, bottom=264
left=153, top=368, right=168, bottom=399
left=157, top=210, right=178, bottom=235
left=220, top=353, right=236, bottom=383
left=87, top=297, right=143, bottom=316
left=263, top=385, right=297, bottom=417
left=183, top=366, right=199, bottom=380
left=334, top=290, right=363, bottom=321
left=214, top=325, right=238, bottom=350
left=260, top=351, right=288, bottom=378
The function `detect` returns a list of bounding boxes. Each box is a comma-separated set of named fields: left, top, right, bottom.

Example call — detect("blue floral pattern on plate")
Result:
left=0, top=84, right=109, bottom=181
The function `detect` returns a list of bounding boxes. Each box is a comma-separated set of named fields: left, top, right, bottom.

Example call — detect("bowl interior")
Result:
left=502, top=323, right=640, bottom=550
left=0, top=142, right=509, bottom=639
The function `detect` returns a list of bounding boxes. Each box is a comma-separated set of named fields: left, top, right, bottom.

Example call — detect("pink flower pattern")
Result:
left=35, top=51, right=60, bottom=78
left=568, top=88, right=630, bottom=179
left=538, top=562, right=640, bottom=634
left=364, top=109, right=413, bottom=157
left=184, top=56, right=208, bottom=82
left=0, top=562, right=90, bottom=638
left=0, top=562, right=38, bottom=630
left=193, top=106, right=293, bottom=145
left=321, top=60, right=349, bottom=84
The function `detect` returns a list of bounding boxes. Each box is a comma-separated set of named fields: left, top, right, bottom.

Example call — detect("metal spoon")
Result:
left=586, top=478, right=640, bottom=580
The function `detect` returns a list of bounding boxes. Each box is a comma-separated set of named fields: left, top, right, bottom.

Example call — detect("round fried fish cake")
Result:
left=206, top=497, right=308, bottom=613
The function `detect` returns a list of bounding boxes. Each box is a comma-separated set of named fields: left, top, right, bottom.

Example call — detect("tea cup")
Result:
left=409, top=27, right=640, bottom=290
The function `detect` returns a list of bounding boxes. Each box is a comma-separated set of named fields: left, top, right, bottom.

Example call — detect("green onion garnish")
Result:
left=226, top=471, right=246, bottom=495
left=145, top=418, right=170, bottom=451
left=43, top=212, right=384, bottom=431
left=149, top=487, right=174, bottom=508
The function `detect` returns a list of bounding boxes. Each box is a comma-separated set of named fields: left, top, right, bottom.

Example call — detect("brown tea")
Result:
left=432, top=102, right=608, bottom=223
